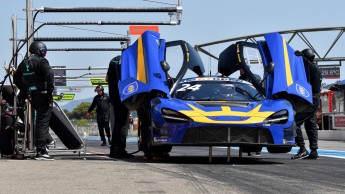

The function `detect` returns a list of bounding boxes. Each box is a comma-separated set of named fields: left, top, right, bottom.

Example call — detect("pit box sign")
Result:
left=52, top=66, right=66, bottom=86
left=53, top=93, right=75, bottom=101
left=129, top=25, right=159, bottom=35
left=89, top=78, right=108, bottom=86
left=320, top=66, right=340, bottom=79
left=332, top=115, right=345, bottom=130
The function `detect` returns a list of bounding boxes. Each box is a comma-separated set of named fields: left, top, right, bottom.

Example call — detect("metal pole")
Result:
left=26, top=0, right=33, bottom=55
left=239, top=147, right=243, bottom=159
left=227, top=147, right=231, bottom=163
left=28, top=103, right=34, bottom=150
left=208, top=146, right=212, bottom=163
left=11, top=15, right=17, bottom=68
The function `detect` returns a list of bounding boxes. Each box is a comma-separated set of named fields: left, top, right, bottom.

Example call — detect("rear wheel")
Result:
left=267, top=146, right=292, bottom=153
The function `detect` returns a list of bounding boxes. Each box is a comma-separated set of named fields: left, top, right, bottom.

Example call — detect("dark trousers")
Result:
left=31, top=94, right=52, bottom=153
left=110, top=98, right=129, bottom=153
left=97, top=117, right=111, bottom=142
left=137, top=102, right=150, bottom=155
left=46, top=132, right=54, bottom=144
left=294, top=95, right=320, bottom=149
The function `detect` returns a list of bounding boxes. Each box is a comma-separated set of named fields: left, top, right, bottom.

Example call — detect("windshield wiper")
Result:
left=235, top=87, right=256, bottom=100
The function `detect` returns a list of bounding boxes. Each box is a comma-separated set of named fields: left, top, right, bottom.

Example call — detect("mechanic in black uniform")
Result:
left=0, top=87, right=15, bottom=156
left=13, top=41, right=55, bottom=160
left=106, top=55, right=132, bottom=158
left=291, top=48, right=322, bottom=160
left=86, top=85, right=111, bottom=146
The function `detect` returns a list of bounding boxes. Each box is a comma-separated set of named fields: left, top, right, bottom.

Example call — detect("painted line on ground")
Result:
left=217, top=146, right=345, bottom=159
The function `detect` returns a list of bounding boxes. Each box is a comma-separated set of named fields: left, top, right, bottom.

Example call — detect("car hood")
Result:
left=160, top=98, right=291, bottom=124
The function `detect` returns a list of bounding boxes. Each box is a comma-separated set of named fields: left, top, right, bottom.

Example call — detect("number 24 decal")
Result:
left=176, top=84, right=201, bottom=92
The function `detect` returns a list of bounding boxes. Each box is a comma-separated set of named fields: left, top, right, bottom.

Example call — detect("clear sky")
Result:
left=1, top=0, right=345, bottom=104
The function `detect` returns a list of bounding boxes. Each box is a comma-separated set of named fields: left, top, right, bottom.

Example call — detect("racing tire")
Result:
left=147, top=128, right=172, bottom=155
left=267, top=146, right=292, bottom=153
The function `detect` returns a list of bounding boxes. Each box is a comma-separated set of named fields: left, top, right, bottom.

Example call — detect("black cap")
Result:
left=301, top=49, right=315, bottom=62
left=95, top=85, right=104, bottom=91
left=29, top=41, right=47, bottom=57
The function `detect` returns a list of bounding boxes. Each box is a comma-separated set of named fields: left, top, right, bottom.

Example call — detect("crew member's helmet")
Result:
left=95, top=85, right=104, bottom=92
left=29, top=41, right=47, bottom=57
left=301, top=48, right=315, bottom=62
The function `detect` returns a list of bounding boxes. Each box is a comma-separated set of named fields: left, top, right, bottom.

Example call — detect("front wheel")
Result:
left=147, top=128, right=172, bottom=155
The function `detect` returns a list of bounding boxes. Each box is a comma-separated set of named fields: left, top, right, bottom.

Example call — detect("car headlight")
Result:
left=161, top=108, right=192, bottom=123
left=265, top=110, right=289, bottom=124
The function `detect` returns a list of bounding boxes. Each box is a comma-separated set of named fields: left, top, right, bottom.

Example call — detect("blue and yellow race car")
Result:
left=118, top=31, right=312, bottom=155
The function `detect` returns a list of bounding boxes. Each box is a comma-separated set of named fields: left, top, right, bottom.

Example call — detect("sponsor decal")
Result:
left=122, top=81, right=138, bottom=96
left=155, top=138, right=168, bottom=142
left=89, top=78, right=108, bottom=86
left=296, top=84, right=310, bottom=98
left=53, top=93, right=75, bottom=101
left=63, top=87, right=82, bottom=92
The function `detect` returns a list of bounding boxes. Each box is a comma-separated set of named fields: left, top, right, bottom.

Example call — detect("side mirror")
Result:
left=265, top=62, right=274, bottom=73
left=260, top=62, right=275, bottom=87
left=160, top=61, right=170, bottom=72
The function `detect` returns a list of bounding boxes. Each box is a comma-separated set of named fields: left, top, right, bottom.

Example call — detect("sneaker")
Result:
left=100, top=141, right=107, bottom=146
left=304, top=149, right=319, bottom=159
left=35, top=152, right=55, bottom=161
left=291, top=148, right=309, bottom=160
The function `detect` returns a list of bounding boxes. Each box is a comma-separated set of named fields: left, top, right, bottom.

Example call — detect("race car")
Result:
left=151, top=75, right=297, bottom=153
left=118, top=31, right=312, bottom=155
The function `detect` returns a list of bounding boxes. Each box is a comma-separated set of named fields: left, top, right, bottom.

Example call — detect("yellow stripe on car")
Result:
left=282, top=38, right=293, bottom=86
left=179, top=104, right=274, bottom=124
left=137, top=36, right=147, bottom=83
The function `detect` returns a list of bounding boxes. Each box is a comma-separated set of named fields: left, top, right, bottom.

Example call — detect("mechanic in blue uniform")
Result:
left=291, top=49, right=322, bottom=160
left=86, top=85, right=111, bottom=146
left=13, top=41, right=55, bottom=161
left=106, top=56, right=133, bottom=158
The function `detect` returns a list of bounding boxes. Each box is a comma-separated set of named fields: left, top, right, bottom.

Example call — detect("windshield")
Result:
left=173, top=79, right=264, bottom=101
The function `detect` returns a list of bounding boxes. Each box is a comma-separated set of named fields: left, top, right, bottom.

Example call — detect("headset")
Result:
left=94, top=85, right=104, bottom=92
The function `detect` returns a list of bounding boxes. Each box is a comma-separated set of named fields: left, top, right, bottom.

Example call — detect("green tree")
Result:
left=72, top=102, right=96, bottom=119
left=76, top=119, right=89, bottom=127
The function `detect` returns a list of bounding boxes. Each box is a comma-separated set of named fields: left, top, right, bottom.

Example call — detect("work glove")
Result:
left=86, top=111, right=91, bottom=119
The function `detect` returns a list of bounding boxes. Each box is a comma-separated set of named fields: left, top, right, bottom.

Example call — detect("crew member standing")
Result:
left=106, top=55, right=132, bottom=158
left=291, top=48, right=322, bottom=160
left=86, top=85, right=111, bottom=146
left=13, top=41, right=55, bottom=160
